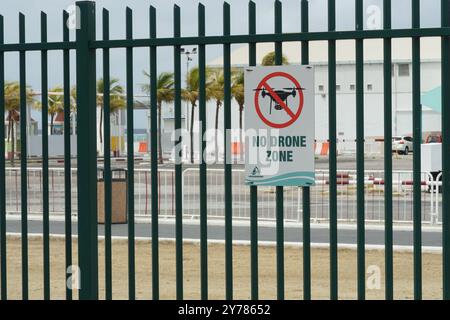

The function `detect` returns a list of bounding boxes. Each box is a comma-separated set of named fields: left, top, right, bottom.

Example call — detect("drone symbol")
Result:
left=254, top=87, right=305, bottom=115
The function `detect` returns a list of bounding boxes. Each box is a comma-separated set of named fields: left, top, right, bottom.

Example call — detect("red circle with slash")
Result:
left=254, top=71, right=304, bottom=129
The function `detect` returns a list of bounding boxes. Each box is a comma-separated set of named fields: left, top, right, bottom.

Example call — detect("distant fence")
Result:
left=4, top=167, right=441, bottom=224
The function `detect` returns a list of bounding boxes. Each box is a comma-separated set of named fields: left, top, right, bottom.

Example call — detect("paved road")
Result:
left=5, top=219, right=442, bottom=247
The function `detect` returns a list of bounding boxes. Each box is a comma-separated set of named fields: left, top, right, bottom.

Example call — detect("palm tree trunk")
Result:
left=50, top=113, right=54, bottom=135
left=11, top=120, right=15, bottom=164
left=158, top=102, right=163, bottom=164
left=214, top=100, right=220, bottom=163
left=190, top=102, right=195, bottom=164
left=7, top=115, right=12, bottom=163
left=99, top=107, right=103, bottom=144
left=239, top=104, right=244, bottom=161
left=7, top=114, right=12, bottom=141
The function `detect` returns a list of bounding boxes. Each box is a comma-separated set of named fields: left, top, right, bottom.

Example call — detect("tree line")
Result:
left=2, top=51, right=287, bottom=163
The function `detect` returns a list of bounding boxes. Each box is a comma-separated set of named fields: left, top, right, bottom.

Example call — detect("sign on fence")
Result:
left=244, top=65, right=315, bottom=186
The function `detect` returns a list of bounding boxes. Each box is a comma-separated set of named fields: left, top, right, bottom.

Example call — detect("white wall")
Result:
left=162, top=60, right=443, bottom=156
left=29, top=135, right=77, bottom=157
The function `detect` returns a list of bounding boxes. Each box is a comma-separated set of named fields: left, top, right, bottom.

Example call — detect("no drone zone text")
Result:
left=252, top=135, right=307, bottom=162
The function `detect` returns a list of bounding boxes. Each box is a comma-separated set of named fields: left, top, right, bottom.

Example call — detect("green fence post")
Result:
left=441, top=0, right=450, bottom=300
left=223, top=1, right=233, bottom=300
left=0, top=14, right=6, bottom=301
left=149, top=5, right=159, bottom=300
left=40, top=11, right=50, bottom=300
left=102, top=8, right=113, bottom=301
left=198, top=3, right=208, bottom=300
left=383, top=0, right=394, bottom=300
left=62, top=9, right=73, bottom=301
left=19, top=12, right=28, bottom=300
left=75, top=0, right=98, bottom=300
left=173, top=4, right=183, bottom=301
left=274, top=0, right=285, bottom=301
left=125, top=7, right=136, bottom=300
left=301, top=0, right=311, bottom=301
left=248, top=1, right=258, bottom=301
left=355, top=0, right=365, bottom=300
left=327, top=0, right=338, bottom=301
left=412, top=0, right=422, bottom=300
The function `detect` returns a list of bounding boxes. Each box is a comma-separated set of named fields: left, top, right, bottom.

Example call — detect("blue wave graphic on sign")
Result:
left=245, top=171, right=315, bottom=186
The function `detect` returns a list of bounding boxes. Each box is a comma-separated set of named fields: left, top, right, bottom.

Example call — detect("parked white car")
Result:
left=392, top=136, right=413, bottom=155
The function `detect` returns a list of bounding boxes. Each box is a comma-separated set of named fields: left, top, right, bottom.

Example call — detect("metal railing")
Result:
left=3, top=167, right=441, bottom=224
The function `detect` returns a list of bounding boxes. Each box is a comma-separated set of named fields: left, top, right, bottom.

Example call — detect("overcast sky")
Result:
left=0, top=0, right=442, bottom=128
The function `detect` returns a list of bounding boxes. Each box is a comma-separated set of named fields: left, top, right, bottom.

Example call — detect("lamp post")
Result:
left=180, top=47, right=197, bottom=160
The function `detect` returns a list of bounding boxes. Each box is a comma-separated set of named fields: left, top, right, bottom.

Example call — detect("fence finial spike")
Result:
left=150, top=5, right=156, bottom=18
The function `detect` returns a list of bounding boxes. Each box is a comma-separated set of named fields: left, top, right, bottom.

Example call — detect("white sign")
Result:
left=244, top=65, right=315, bottom=186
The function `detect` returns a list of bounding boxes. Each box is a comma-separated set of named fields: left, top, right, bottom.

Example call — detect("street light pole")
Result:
left=180, top=47, right=197, bottom=160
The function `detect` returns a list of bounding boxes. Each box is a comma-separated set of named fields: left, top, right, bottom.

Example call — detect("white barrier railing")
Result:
left=3, top=167, right=441, bottom=224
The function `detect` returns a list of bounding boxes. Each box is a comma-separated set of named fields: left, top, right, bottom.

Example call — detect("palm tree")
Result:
left=231, top=70, right=245, bottom=160
left=44, top=87, right=65, bottom=134
left=141, top=71, right=175, bottom=164
left=181, top=67, right=213, bottom=163
left=4, top=81, right=36, bottom=163
left=208, top=68, right=225, bottom=162
left=34, top=89, right=63, bottom=135
left=261, top=51, right=289, bottom=66
left=182, top=68, right=200, bottom=164
left=96, top=78, right=125, bottom=144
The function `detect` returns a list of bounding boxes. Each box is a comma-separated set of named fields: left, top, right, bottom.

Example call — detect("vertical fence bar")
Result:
left=248, top=1, right=258, bottom=300
left=125, top=7, right=136, bottom=300
left=76, top=0, right=98, bottom=300
left=412, top=0, right=422, bottom=300
left=40, top=11, right=50, bottom=300
left=383, top=0, right=394, bottom=300
left=102, top=8, right=113, bottom=301
left=62, top=10, right=72, bottom=301
left=274, top=0, right=284, bottom=301
left=173, top=4, right=183, bottom=300
left=442, top=0, right=450, bottom=300
left=149, top=5, right=159, bottom=300
left=19, top=13, right=28, bottom=300
left=327, top=0, right=338, bottom=301
left=355, top=0, right=365, bottom=300
left=0, top=14, right=6, bottom=301
left=198, top=3, right=208, bottom=300
left=301, top=0, right=311, bottom=301
left=223, top=1, right=233, bottom=300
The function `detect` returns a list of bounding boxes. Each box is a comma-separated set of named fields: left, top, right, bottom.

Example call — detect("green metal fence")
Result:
left=0, top=0, right=449, bottom=300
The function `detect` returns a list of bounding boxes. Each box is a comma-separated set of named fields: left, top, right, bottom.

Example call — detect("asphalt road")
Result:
left=5, top=219, right=442, bottom=247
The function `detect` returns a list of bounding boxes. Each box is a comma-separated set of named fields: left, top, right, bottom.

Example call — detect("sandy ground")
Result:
left=0, top=235, right=443, bottom=300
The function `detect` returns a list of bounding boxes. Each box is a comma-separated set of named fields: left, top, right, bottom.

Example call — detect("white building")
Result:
left=200, top=37, right=443, bottom=154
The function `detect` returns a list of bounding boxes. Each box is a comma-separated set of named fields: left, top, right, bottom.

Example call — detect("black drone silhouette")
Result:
left=254, top=87, right=305, bottom=115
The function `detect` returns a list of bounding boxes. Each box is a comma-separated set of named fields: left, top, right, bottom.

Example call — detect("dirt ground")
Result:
left=0, top=236, right=443, bottom=300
